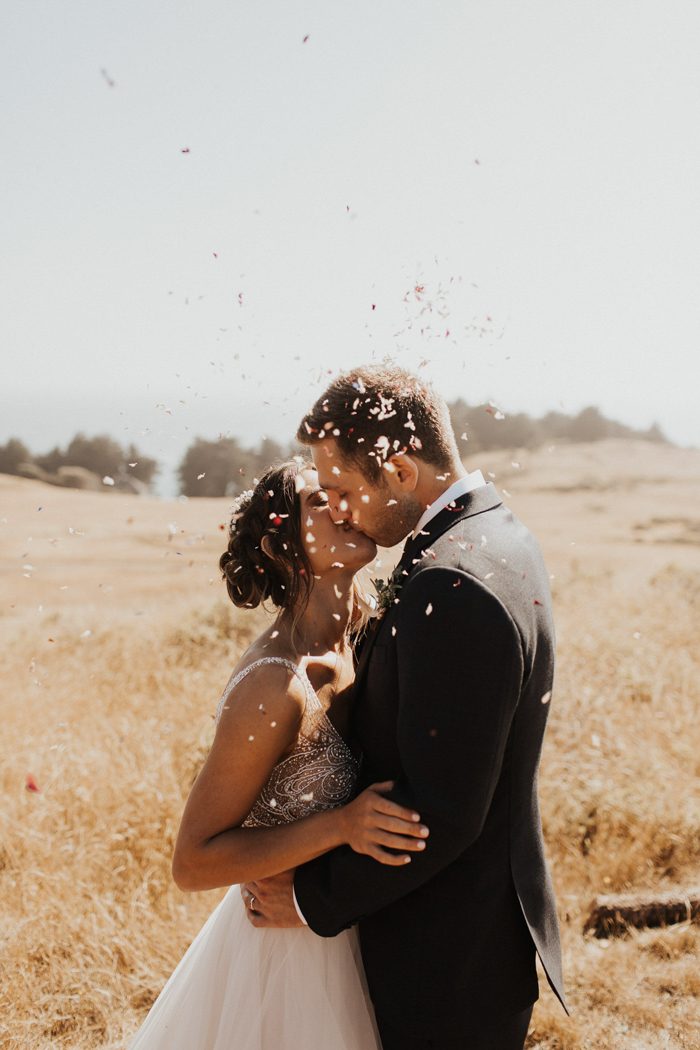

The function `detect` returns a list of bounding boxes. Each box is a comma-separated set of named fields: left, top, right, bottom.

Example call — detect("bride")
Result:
left=128, top=459, right=430, bottom=1049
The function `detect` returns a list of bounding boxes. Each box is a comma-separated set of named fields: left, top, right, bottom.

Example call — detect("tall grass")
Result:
left=2, top=566, right=699, bottom=1049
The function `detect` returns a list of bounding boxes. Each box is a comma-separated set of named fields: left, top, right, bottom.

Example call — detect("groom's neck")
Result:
left=413, top=460, right=467, bottom=515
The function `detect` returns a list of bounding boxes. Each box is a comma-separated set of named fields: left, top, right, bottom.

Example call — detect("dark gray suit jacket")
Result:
left=295, top=484, right=567, bottom=1037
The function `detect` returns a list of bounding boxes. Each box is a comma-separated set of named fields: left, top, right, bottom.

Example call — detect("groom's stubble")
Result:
left=310, top=441, right=422, bottom=548
left=362, top=484, right=423, bottom=548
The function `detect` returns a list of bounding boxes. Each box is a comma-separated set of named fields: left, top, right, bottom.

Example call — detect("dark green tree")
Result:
left=34, top=445, right=66, bottom=474
left=0, top=438, right=31, bottom=475
left=178, top=437, right=248, bottom=497
left=65, top=433, right=124, bottom=477
left=125, top=443, right=159, bottom=486
left=178, top=435, right=298, bottom=497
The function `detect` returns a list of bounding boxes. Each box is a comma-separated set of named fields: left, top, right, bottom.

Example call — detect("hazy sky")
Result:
left=2, top=0, right=699, bottom=493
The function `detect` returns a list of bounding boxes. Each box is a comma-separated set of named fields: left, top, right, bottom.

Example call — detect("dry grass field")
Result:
left=1, top=438, right=699, bottom=1049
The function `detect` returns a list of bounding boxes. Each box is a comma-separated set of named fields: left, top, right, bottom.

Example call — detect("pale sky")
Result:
left=2, top=0, right=699, bottom=494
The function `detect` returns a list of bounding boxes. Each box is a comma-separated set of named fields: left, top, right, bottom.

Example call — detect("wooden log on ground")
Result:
left=583, top=888, right=700, bottom=938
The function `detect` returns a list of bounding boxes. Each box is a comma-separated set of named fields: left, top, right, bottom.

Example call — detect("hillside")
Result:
left=1, top=439, right=699, bottom=1049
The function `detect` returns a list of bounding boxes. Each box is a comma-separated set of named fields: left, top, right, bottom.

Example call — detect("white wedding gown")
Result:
left=128, top=657, right=381, bottom=1050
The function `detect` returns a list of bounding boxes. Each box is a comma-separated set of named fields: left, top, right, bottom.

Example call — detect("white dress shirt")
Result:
left=411, top=469, right=486, bottom=538
left=293, top=468, right=486, bottom=924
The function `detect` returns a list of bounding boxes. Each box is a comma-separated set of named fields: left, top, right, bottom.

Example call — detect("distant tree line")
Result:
left=449, top=402, right=667, bottom=454
left=0, top=433, right=158, bottom=492
left=177, top=436, right=298, bottom=497
left=0, top=404, right=668, bottom=497
left=178, top=403, right=668, bottom=498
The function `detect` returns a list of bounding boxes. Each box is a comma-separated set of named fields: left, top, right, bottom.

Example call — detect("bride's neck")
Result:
left=276, top=575, right=354, bottom=655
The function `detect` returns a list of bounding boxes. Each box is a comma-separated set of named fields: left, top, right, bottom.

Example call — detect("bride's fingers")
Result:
left=368, top=847, right=413, bottom=866
left=374, top=814, right=429, bottom=838
left=370, top=794, right=421, bottom=824
left=373, top=831, right=427, bottom=852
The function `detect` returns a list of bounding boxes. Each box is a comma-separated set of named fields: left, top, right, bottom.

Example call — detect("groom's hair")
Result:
left=296, top=364, right=458, bottom=482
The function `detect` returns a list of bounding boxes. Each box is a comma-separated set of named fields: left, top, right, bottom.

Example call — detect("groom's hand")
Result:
left=241, top=869, right=304, bottom=928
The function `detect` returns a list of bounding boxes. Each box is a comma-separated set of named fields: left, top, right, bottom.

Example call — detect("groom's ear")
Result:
left=384, top=453, right=419, bottom=492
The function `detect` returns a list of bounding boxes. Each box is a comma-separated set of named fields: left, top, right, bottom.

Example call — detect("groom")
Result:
left=243, top=365, right=567, bottom=1049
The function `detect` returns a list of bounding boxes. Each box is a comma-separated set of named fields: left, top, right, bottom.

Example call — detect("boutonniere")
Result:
left=372, top=566, right=405, bottom=617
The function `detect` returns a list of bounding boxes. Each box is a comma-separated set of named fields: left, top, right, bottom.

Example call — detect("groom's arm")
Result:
left=294, top=565, right=525, bottom=936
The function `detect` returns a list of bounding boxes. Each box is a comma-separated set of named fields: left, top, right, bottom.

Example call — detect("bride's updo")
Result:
left=219, top=460, right=314, bottom=611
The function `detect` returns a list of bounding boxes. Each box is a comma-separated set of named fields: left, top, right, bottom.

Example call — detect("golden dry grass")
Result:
left=1, top=439, right=699, bottom=1049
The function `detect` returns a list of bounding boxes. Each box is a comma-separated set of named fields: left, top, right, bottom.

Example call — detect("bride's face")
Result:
left=297, top=468, right=377, bottom=576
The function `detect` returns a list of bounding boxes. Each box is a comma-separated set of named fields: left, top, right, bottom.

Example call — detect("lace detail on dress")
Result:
left=215, top=657, right=359, bottom=829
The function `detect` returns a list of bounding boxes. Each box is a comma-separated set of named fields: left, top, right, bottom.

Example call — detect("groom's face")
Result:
left=311, top=439, right=419, bottom=548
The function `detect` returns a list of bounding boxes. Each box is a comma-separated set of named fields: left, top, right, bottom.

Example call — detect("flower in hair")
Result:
left=230, top=488, right=254, bottom=525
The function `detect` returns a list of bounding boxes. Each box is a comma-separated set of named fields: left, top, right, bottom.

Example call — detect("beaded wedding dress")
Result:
left=128, top=657, right=381, bottom=1050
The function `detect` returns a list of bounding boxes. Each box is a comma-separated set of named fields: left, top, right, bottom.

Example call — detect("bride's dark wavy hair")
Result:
left=219, top=460, right=375, bottom=646
left=219, top=460, right=314, bottom=616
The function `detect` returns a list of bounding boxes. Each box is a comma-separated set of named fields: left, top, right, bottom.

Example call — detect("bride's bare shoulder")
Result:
left=215, top=653, right=307, bottom=734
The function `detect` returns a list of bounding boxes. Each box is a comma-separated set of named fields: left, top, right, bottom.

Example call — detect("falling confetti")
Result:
left=25, top=773, right=40, bottom=793
left=485, top=401, right=506, bottom=420
left=540, top=691, right=552, bottom=705
left=425, top=603, right=433, bottom=616
left=102, top=476, right=115, bottom=486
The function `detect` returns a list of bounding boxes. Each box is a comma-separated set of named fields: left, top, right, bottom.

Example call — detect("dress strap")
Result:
left=215, top=657, right=312, bottom=724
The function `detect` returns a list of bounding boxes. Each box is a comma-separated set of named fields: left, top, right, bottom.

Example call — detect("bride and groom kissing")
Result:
left=129, top=364, right=567, bottom=1050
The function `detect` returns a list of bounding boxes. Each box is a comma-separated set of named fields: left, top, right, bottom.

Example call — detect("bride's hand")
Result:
left=338, top=781, right=429, bottom=865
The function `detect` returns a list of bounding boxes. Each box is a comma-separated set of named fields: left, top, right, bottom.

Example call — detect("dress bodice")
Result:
left=215, top=657, right=359, bottom=828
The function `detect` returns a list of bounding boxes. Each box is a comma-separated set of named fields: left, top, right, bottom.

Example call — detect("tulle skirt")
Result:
left=128, top=884, right=381, bottom=1049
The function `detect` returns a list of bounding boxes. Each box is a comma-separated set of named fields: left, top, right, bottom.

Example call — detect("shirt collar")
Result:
left=411, top=469, right=486, bottom=539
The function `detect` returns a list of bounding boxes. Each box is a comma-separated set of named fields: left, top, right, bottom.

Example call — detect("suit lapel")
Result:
left=397, top=482, right=503, bottom=576
left=352, top=483, right=503, bottom=697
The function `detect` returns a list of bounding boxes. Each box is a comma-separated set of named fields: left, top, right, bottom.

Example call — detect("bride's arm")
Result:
left=171, top=663, right=427, bottom=892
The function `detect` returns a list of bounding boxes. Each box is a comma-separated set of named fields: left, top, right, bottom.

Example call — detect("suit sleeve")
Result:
left=294, top=566, right=525, bottom=936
